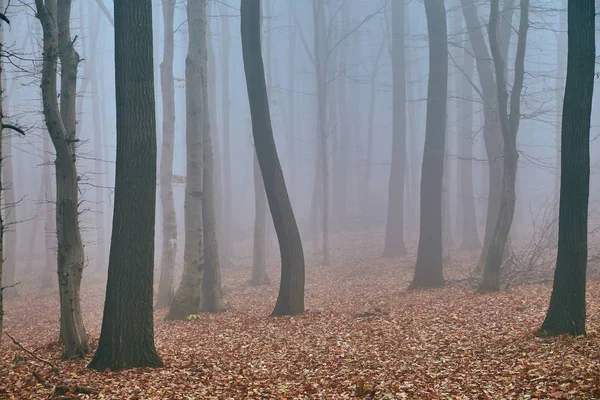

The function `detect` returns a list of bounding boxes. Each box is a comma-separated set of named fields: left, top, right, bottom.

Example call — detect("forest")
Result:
left=0, top=0, right=599, bottom=398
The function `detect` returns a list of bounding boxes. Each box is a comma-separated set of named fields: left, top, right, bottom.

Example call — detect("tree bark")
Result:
left=156, top=0, right=178, bottom=308
left=538, top=0, right=594, bottom=336
left=166, top=0, right=206, bottom=321
left=409, top=0, right=447, bottom=289
left=478, top=0, right=529, bottom=292
left=88, top=0, right=162, bottom=371
left=383, top=0, right=408, bottom=257
left=241, top=0, right=305, bottom=316
left=35, top=0, right=89, bottom=359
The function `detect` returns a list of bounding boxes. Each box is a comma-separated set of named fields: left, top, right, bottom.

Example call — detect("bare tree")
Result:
left=166, top=0, right=206, bottom=321
left=35, top=0, right=89, bottom=359
left=241, top=0, right=305, bottom=316
left=156, top=0, right=178, bottom=308
left=479, top=0, right=530, bottom=292
left=88, top=0, right=162, bottom=370
left=538, top=0, right=594, bottom=337
left=409, top=0, right=448, bottom=289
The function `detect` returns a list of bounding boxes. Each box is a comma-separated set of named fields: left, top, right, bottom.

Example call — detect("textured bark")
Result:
left=313, top=0, right=330, bottom=266
left=165, top=0, right=205, bottom=321
left=479, top=0, right=529, bottom=292
left=538, top=0, right=594, bottom=337
left=35, top=0, right=89, bottom=359
left=156, top=0, right=177, bottom=308
left=409, top=0, right=447, bottom=289
left=458, top=47, right=481, bottom=251
left=220, top=4, right=233, bottom=258
left=200, top=29, right=225, bottom=313
left=88, top=0, right=162, bottom=371
left=241, top=0, right=305, bottom=316
left=383, top=0, right=408, bottom=257
left=460, top=0, right=504, bottom=270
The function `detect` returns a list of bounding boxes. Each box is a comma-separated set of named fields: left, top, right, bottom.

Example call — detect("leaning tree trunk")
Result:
left=478, top=0, right=529, bottom=292
left=156, top=0, right=178, bottom=308
left=201, top=41, right=226, bottom=313
left=241, top=0, right=305, bottom=316
left=409, top=0, right=448, bottom=289
left=538, top=0, right=594, bottom=337
left=383, top=0, right=408, bottom=257
left=165, top=0, right=205, bottom=321
left=88, top=0, right=162, bottom=371
left=35, top=0, right=89, bottom=359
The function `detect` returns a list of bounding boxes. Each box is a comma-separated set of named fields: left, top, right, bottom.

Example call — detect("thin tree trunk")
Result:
left=478, top=0, right=529, bottom=292
left=409, top=0, right=447, bottom=289
left=383, top=0, right=408, bottom=257
left=241, top=0, right=305, bottom=316
left=539, top=0, right=594, bottom=337
left=88, top=0, right=162, bottom=371
left=35, top=0, right=89, bottom=359
left=166, top=0, right=206, bottom=321
left=156, top=0, right=177, bottom=308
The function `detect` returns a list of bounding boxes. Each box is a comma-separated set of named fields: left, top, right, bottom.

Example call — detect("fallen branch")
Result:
left=32, top=370, right=52, bottom=388
left=4, top=332, right=59, bottom=373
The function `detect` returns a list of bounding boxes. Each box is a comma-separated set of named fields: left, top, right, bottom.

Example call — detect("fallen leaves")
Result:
left=1, top=228, right=600, bottom=399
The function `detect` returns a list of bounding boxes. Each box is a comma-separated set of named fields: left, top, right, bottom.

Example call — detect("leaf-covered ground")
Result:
left=1, top=228, right=600, bottom=399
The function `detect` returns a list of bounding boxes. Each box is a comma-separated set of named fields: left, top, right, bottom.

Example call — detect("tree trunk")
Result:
left=553, top=0, right=567, bottom=222
left=156, top=0, right=177, bottom=308
left=313, top=0, right=330, bottom=266
left=88, top=0, right=162, bottom=371
left=241, top=0, right=305, bottom=316
left=35, top=0, right=89, bottom=359
left=41, top=134, right=56, bottom=289
left=460, top=0, right=504, bottom=272
left=538, top=0, right=594, bottom=337
left=383, top=0, right=408, bottom=257
left=201, top=42, right=226, bottom=313
left=220, top=5, right=233, bottom=258
left=458, top=46, right=481, bottom=251
left=409, top=0, right=447, bottom=289
left=166, top=0, right=206, bottom=321
left=478, top=0, right=529, bottom=292
left=251, top=153, right=269, bottom=285
left=0, top=6, right=5, bottom=341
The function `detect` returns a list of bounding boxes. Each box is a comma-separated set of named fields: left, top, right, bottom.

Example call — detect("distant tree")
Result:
left=88, top=0, right=162, bottom=370
left=383, top=0, right=408, bottom=258
left=165, top=0, right=206, bottom=321
left=478, top=0, right=529, bottom=292
left=538, top=0, right=594, bottom=337
left=35, top=0, right=89, bottom=359
left=409, top=0, right=448, bottom=289
left=241, top=0, right=305, bottom=316
left=156, top=0, right=178, bottom=308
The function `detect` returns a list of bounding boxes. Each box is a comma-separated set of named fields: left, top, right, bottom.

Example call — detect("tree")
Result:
left=88, top=0, right=162, bottom=370
left=156, top=0, right=178, bottom=308
left=35, top=0, right=89, bottom=359
left=383, top=0, right=408, bottom=257
left=538, top=0, right=594, bottom=337
left=409, top=0, right=448, bottom=289
left=478, top=0, right=529, bottom=292
left=165, top=0, right=206, bottom=321
left=241, top=0, right=305, bottom=316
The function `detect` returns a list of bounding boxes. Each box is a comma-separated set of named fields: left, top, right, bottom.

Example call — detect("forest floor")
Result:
left=1, top=228, right=600, bottom=399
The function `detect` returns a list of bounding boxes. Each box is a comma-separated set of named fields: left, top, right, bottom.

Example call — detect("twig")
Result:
left=4, top=332, right=59, bottom=373
left=0, top=282, right=20, bottom=292
left=2, top=124, right=25, bottom=135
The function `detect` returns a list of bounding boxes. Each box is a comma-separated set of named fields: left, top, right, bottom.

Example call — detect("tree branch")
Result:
left=4, top=332, right=60, bottom=373
left=2, top=124, right=25, bottom=135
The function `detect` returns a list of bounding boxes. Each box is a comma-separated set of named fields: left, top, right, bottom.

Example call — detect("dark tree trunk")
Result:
left=383, top=0, right=408, bottom=258
left=156, top=0, right=177, bottom=308
left=88, top=0, right=162, bottom=370
left=538, top=0, right=594, bottom=337
left=241, top=0, right=305, bottom=316
left=478, top=0, right=529, bottom=292
left=409, top=0, right=448, bottom=289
